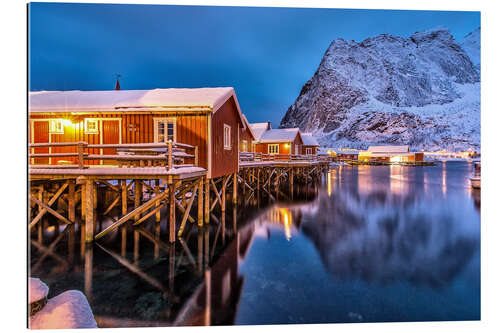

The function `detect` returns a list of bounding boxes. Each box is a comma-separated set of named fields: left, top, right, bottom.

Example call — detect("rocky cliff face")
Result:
left=280, top=26, right=480, bottom=151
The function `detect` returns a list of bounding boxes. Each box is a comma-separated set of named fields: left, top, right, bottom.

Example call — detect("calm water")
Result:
left=29, top=161, right=480, bottom=326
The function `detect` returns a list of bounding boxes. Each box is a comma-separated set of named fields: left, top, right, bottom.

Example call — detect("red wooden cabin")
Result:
left=300, top=133, right=319, bottom=155
left=29, top=87, right=247, bottom=179
left=239, top=114, right=256, bottom=152
left=253, top=128, right=304, bottom=158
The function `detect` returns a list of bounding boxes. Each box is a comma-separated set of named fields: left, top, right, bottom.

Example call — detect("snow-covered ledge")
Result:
left=29, top=278, right=98, bottom=329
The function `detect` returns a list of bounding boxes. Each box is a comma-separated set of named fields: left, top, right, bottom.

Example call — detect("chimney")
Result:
left=267, top=121, right=271, bottom=129
left=115, top=74, right=121, bottom=90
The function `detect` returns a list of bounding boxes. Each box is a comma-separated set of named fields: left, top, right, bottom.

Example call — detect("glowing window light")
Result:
left=84, top=118, right=99, bottom=134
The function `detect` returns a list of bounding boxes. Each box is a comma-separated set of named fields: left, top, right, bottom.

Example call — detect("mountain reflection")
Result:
left=301, top=167, right=480, bottom=288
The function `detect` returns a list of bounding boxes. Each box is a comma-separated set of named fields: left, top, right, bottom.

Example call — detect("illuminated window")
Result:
left=241, top=140, right=248, bottom=152
left=154, top=118, right=176, bottom=143
left=50, top=119, right=64, bottom=134
left=268, top=144, right=279, bottom=154
left=224, top=124, right=231, bottom=150
left=84, top=118, right=99, bottom=134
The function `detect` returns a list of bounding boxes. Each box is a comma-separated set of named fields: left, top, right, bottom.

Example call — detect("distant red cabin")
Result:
left=28, top=87, right=248, bottom=179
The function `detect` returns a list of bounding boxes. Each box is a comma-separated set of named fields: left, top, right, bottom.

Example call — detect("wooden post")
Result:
left=121, top=180, right=127, bottom=216
left=154, top=179, right=161, bottom=223
left=68, top=181, right=75, bottom=222
left=68, top=224, right=75, bottom=264
left=257, top=168, right=261, bottom=192
left=84, top=179, right=95, bottom=243
left=78, top=142, right=84, bottom=169
left=121, top=226, right=127, bottom=257
left=221, top=176, right=227, bottom=213
left=134, top=180, right=142, bottom=222
left=232, top=172, right=237, bottom=204
left=134, top=230, right=140, bottom=264
left=167, top=140, right=173, bottom=171
left=81, top=182, right=86, bottom=220
left=169, top=181, right=177, bottom=243
left=204, top=177, right=210, bottom=224
left=197, top=178, right=204, bottom=227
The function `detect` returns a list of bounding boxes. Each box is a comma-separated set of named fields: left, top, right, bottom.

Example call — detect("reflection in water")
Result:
left=29, top=162, right=480, bottom=326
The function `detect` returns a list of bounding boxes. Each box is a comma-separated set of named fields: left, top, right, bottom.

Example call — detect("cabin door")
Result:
left=101, top=119, right=121, bottom=165
left=31, top=120, right=49, bottom=165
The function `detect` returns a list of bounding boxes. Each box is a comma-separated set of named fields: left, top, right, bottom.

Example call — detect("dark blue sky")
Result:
left=29, top=3, right=480, bottom=126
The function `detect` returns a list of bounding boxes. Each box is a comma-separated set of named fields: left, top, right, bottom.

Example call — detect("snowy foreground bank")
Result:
left=29, top=278, right=97, bottom=329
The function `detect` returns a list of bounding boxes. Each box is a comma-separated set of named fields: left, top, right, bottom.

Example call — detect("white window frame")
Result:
left=153, top=118, right=177, bottom=143
left=84, top=118, right=99, bottom=134
left=224, top=124, right=231, bottom=150
left=268, top=144, right=279, bottom=154
left=49, top=119, right=64, bottom=134
left=305, top=147, right=313, bottom=155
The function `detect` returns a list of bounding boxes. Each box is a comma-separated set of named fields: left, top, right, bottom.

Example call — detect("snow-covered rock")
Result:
left=30, top=290, right=98, bottom=329
left=280, top=26, right=480, bottom=152
left=29, top=278, right=49, bottom=304
left=460, top=28, right=480, bottom=72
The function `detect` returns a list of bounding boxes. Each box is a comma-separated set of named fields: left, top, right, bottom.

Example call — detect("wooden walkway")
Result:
left=28, top=142, right=330, bottom=244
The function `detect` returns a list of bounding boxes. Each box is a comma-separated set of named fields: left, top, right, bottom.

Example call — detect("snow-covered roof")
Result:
left=29, top=87, right=245, bottom=122
left=241, top=114, right=256, bottom=141
left=367, top=145, right=410, bottom=153
left=249, top=122, right=271, bottom=141
left=259, top=128, right=302, bottom=143
left=301, top=133, right=319, bottom=146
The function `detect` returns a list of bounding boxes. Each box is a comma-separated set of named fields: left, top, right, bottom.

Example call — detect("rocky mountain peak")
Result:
left=280, top=26, right=480, bottom=152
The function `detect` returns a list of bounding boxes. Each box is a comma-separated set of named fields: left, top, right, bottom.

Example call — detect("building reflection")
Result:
left=29, top=208, right=256, bottom=327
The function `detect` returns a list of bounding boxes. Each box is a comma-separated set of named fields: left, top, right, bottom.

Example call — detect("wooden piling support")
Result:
left=84, top=179, right=95, bottom=243
left=121, top=180, right=127, bottom=216
left=134, top=180, right=142, bottom=222
left=198, top=177, right=204, bottom=227
left=204, top=177, right=210, bottom=224
left=169, top=181, right=177, bottom=243
left=68, top=181, right=75, bottom=222
left=232, top=172, right=237, bottom=204
left=154, top=179, right=161, bottom=222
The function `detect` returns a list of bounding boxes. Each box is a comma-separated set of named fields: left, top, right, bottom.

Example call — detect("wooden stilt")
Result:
left=68, top=181, right=75, bottom=222
left=134, top=180, right=142, bottom=222
left=197, top=227, right=203, bottom=273
left=169, top=181, right=177, bottom=243
left=198, top=177, right=204, bottom=227
left=134, top=230, right=139, bottom=264
left=84, top=179, right=95, bottom=243
left=232, top=172, right=237, bottom=204
left=221, top=175, right=227, bottom=213
left=154, top=179, right=161, bottom=223
left=204, top=177, right=210, bottom=224
left=121, top=180, right=127, bottom=216
left=81, top=182, right=86, bottom=220
left=121, top=227, right=127, bottom=257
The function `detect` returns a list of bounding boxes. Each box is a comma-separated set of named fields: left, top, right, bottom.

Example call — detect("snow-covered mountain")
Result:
left=280, top=26, right=480, bottom=152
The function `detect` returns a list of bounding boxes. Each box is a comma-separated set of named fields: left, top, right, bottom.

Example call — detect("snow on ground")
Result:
left=30, top=290, right=98, bottom=329
left=29, top=278, right=49, bottom=303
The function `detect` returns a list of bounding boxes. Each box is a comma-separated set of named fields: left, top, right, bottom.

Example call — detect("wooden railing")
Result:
left=239, top=152, right=327, bottom=162
left=29, top=141, right=198, bottom=171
